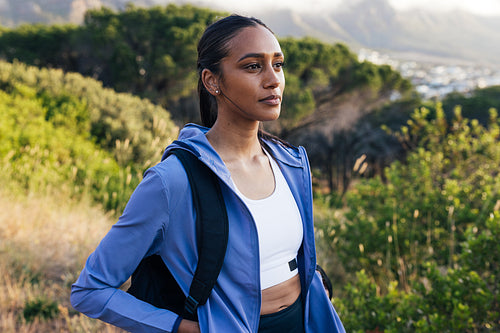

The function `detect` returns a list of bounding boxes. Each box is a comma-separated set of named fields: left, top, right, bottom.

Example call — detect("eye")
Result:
left=274, top=61, right=285, bottom=70
left=245, top=63, right=262, bottom=71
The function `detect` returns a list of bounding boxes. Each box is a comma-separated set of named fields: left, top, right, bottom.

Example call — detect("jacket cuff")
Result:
left=172, top=315, right=183, bottom=333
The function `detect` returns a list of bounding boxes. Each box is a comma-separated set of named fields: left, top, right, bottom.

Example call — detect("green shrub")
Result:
left=0, top=60, right=178, bottom=212
left=0, top=60, right=178, bottom=168
left=323, top=105, right=500, bottom=331
left=23, top=297, right=59, bottom=322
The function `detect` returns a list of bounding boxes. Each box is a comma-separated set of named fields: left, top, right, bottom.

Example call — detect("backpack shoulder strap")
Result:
left=170, top=149, right=229, bottom=318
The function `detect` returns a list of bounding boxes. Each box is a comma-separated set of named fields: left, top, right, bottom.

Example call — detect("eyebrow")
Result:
left=237, top=52, right=284, bottom=62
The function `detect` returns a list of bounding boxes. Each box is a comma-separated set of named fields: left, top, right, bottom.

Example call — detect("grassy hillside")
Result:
left=0, top=191, right=125, bottom=332
left=0, top=59, right=178, bottom=331
left=0, top=61, right=175, bottom=329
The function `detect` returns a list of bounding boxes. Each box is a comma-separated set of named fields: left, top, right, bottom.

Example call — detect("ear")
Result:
left=201, top=68, right=220, bottom=96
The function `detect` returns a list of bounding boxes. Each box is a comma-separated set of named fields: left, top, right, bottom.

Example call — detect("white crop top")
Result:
left=231, top=150, right=303, bottom=290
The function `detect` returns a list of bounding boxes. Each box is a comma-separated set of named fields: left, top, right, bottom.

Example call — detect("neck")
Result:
left=206, top=119, right=263, bottom=162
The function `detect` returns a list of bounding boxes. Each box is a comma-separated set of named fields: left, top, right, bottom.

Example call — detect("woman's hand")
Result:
left=178, top=319, right=200, bottom=333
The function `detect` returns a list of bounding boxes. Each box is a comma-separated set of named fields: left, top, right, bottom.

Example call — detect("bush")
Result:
left=322, top=104, right=500, bottom=331
left=0, top=61, right=178, bottom=212
left=23, top=297, right=59, bottom=322
left=0, top=60, right=178, bottom=168
left=336, top=214, right=500, bottom=332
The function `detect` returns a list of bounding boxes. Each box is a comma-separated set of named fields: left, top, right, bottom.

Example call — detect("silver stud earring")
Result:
left=215, top=89, right=219, bottom=94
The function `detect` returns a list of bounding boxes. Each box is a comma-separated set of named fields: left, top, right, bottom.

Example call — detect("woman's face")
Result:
left=216, top=25, right=285, bottom=124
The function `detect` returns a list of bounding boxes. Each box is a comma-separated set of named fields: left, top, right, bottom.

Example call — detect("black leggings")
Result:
left=258, top=296, right=305, bottom=333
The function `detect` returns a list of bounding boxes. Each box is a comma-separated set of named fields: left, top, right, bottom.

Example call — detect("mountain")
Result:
left=257, top=0, right=500, bottom=66
left=1, top=0, right=499, bottom=66
left=0, top=0, right=155, bottom=25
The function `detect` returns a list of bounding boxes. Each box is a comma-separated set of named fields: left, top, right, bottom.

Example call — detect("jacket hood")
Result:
left=162, top=123, right=304, bottom=183
left=161, top=123, right=228, bottom=179
left=161, top=123, right=210, bottom=161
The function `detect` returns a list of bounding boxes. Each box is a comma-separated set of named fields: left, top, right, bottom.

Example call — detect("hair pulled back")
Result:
left=197, top=15, right=270, bottom=127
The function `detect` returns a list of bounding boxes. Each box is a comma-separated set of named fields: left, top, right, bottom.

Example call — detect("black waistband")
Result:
left=258, top=295, right=304, bottom=333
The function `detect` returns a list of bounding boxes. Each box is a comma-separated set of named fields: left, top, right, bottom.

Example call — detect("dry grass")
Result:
left=0, top=191, right=125, bottom=332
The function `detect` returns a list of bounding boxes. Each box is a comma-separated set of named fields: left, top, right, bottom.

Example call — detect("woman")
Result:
left=71, top=14, right=345, bottom=333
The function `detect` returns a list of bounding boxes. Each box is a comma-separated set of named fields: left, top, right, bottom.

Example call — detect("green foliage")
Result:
left=279, top=38, right=356, bottom=84
left=0, top=23, right=79, bottom=67
left=334, top=270, right=405, bottom=332
left=278, top=37, right=413, bottom=193
left=278, top=38, right=410, bottom=127
left=335, top=213, right=500, bottom=332
left=38, top=90, right=90, bottom=136
left=0, top=83, right=120, bottom=210
left=280, top=73, right=315, bottom=127
left=0, top=4, right=223, bottom=110
left=0, top=5, right=415, bottom=193
left=0, top=8, right=411, bottom=132
left=321, top=104, right=500, bottom=331
left=442, top=86, right=500, bottom=125
left=0, top=60, right=178, bottom=167
left=0, top=60, right=178, bottom=212
left=23, top=297, right=59, bottom=322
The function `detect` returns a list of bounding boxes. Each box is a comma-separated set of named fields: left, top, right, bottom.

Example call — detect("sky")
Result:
left=199, top=0, right=500, bottom=17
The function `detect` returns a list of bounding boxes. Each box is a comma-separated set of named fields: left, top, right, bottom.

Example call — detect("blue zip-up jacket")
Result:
left=71, top=124, right=345, bottom=333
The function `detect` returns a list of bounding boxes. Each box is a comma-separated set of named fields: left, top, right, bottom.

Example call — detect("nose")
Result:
left=263, top=64, right=282, bottom=89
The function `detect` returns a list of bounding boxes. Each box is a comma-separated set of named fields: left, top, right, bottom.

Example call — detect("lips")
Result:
left=259, top=94, right=282, bottom=105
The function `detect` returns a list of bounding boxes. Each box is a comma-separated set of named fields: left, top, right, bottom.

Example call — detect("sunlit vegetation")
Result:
left=1, top=4, right=499, bottom=332
left=316, top=105, right=500, bottom=331
left=0, top=191, right=124, bottom=332
left=0, top=60, right=178, bottom=212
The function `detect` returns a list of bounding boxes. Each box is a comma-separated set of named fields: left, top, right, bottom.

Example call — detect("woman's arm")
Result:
left=71, top=169, right=181, bottom=332
left=178, top=319, right=200, bottom=333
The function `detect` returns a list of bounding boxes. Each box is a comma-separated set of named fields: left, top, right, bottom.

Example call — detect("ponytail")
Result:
left=198, top=78, right=218, bottom=127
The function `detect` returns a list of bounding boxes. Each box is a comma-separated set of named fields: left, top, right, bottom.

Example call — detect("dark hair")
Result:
left=197, top=15, right=292, bottom=148
left=197, top=14, right=271, bottom=127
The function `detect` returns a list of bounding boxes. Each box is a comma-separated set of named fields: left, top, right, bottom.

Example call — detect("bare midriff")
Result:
left=260, top=274, right=301, bottom=315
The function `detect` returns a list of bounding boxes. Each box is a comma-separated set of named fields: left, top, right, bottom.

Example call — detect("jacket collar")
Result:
left=163, top=123, right=303, bottom=180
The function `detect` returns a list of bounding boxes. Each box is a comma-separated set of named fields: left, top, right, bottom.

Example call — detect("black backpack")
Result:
left=127, top=148, right=228, bottom=321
